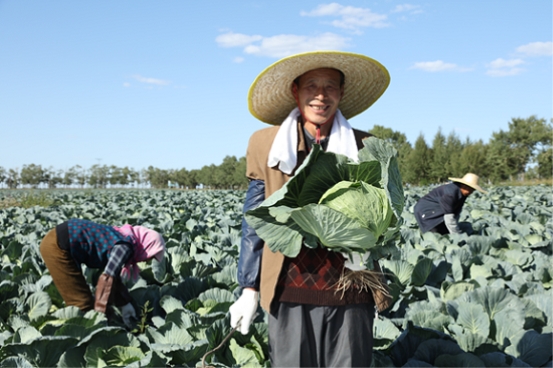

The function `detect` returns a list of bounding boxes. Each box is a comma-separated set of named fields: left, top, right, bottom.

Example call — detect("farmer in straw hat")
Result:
left=414, top=173, right=487, bottom=235
left=229, top=51, right=392, bottom=367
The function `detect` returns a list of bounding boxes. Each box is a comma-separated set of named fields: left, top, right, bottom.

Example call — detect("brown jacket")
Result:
left=246, top=122, right=392, bottom=313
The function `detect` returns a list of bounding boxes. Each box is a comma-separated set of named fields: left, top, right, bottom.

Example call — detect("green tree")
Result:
left=508, top=116, right=552, bottom=162
left=429, top=128, right=448, bottom=183
left=198, top=164, right=219, bottom=189
left=404, top=134, right=431, bottom=185
left=0, top=166, right=6, bottom=187
left=144, top=166, right=169, bottom=189
left=121, top=166, right=138, bottom=187
left=233, top=156, right=248, bottom=189
left=536, top=147, right=552, bottom=179
left=458, top=140, right=489, bottom=180
left=140, top=168, right=149, bottom=188
left=44, top=166, right=62, bottom=188
left=187, top=169, right=200, bottom=189
left=219, top=156, right=242, bottom=189
left=20, top=164, right=45, bottom=188
left=487, top=116, right=552, bottom=181
left=63, top=166, right=79, bottom=187
left=486, top=131, right=516, bottom=182
left=108, top=165, right=123, bottom=187
left=76, top=166, right=87, bottom=188
left=89, top=164, right=110, bottom=188
left=7, top=168, right=19, bottom=189
left=172, top=168, right=189, bottom=188
left=444, top=132, right=464, bottom=177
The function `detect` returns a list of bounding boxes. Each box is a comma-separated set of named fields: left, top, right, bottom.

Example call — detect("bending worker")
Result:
left=229, top=51, right=392, bottom=367
left=40, top=218, right=165, bottom=328
left=414, top=173, right=487, bottom=235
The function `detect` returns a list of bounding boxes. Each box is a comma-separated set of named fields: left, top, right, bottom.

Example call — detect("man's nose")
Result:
left=314, top=86, right=325, bottom=98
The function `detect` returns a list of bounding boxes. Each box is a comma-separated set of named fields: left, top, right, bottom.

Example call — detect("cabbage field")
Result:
left=0, top=186, right=551, bottom=367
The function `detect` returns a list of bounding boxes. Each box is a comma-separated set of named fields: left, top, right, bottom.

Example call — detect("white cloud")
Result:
left=486, top=58, right=525, bottom=77
left=300, top=3, right=389, bottom=32
left=233, top=56, right=245, bottom=63
left=486, top=42, right=549, bottom=77
left=391, top=4, right=422, bottom=13
left=488, top=58, right=524, bottom=69
left=216, top=32, right=263, bottom=48
left=410, top=60, right=464, bottom=72
left=216, top=31, right=350, bottom=58
left=516, top=41, right=553, bottom=57
left=246, top=33, right=350, bottom=58
left=301, top=2, right=343, bottom=16
left=132, top=75, right=170, bottom=86
left=123, top=82, right=131, bottom=88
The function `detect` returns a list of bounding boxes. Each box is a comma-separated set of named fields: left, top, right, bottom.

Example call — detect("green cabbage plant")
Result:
left=245, top=136, right=404, bottom=266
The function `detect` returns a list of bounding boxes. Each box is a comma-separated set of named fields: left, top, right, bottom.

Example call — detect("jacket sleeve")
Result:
left=237, top=179, right=266, bottom=289
left=104, top=243, right=133, bottom=277
left=94, top=273, right=114, bottom=313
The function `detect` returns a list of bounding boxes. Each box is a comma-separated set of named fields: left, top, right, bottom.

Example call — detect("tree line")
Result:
left=0, top=156, right=248, bottom=190
left=378, top=116, right=551, bottom=185
left=1, top=116, right=550, bottom=190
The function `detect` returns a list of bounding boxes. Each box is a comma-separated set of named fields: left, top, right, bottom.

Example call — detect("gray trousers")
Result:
left=269, top=302, right=375, bottom=367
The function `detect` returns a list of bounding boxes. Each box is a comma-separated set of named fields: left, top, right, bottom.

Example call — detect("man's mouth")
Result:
left=309, top=104, right=328, bottom=112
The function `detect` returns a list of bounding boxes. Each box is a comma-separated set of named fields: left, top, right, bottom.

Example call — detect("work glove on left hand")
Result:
left=121, top=303, right=137, bottom=329
left=229, top=288, right=258, bottom=335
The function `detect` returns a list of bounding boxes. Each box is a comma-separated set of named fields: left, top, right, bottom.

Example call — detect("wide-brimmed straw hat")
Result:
left=248, top=51, right=390, bottom=125
left=449, top=173, right=487, bottom=194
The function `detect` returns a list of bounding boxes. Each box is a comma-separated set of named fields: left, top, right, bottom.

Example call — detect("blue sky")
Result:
left=1, top=0, right=551, bottom=172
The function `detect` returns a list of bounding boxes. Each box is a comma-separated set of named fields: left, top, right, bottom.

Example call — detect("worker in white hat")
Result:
left=229, top=50, right=391, bottom=367
left=414, top=173, right=487, bottom=234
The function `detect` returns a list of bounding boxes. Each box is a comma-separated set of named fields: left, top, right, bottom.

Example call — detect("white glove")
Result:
left=229, top=288, right=259, bottom=335
left=121, top=303, right=137, bottom=328
left=444, top=213, right=461, bottom=234
left=342, top=251, right=370, bottom=271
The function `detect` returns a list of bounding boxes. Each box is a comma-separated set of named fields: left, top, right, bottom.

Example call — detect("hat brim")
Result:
left=449, top=177, right=487, bottom=194
left=248, top=51, right=390, bottom=125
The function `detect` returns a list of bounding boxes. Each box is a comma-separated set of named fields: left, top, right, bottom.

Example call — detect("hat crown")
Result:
left=461, top=173, right=480, bottom=186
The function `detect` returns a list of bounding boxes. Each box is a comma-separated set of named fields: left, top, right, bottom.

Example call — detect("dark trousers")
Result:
left=269, top=302, right=374, bottom=367
left=429, top=222, right=449, bottom=235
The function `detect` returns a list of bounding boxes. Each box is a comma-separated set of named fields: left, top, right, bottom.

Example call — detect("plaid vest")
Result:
left=276, top=246, right=374, bottom=306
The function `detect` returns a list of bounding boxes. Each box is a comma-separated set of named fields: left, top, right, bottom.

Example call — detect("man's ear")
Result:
left=291, top=83, right=298, bottom=101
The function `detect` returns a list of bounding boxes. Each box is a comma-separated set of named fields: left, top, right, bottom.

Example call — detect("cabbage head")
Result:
left=320, top=181, right=394, bottom=240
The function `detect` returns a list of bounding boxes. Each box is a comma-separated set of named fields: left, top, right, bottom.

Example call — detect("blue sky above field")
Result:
left=0, top=0, right=551, bottom=171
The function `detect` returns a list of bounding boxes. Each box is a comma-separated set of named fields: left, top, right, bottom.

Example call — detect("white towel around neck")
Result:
left=267, top=107, right=359, bottom=175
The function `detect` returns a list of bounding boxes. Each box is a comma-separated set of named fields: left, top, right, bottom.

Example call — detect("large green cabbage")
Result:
left=245, top=136, right=404, bottom=261
left=320, top=181, right=394, bottom=240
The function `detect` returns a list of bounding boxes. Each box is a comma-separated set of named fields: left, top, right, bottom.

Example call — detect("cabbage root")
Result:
left=334, top=268, right=391, bottom=300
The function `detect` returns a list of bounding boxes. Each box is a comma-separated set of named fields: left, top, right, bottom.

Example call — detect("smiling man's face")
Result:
left=292, top=68, right=344, bottom=126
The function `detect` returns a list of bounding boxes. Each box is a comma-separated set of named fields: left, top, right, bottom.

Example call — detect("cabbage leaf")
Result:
left=245, top=136, right=404, bottom=259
